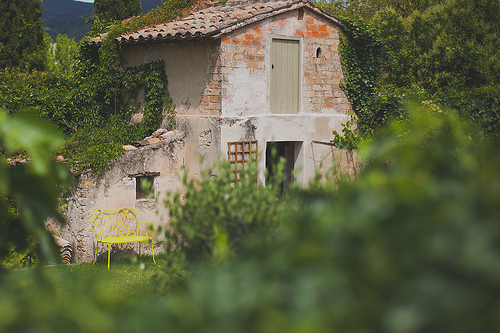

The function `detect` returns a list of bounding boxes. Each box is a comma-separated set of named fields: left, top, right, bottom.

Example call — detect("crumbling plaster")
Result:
left=62, top=133, right=185, bottom=263
left=123, top=40, right=218, bottom=116
left=219, top=8, right=350, bottom=116
left=65, top=5, right=355, bottom=263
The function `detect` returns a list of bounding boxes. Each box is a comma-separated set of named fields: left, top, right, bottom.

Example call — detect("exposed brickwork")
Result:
left=200, top=42, right=223, bottom=115
left=300, top=10, right=348, bottom=113
left=201, top=7, right=349, bottom=116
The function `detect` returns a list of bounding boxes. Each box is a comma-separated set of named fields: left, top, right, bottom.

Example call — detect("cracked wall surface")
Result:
left=62, top=132, right=185, bottom=263
left=65, top=6, right=356, bottom=263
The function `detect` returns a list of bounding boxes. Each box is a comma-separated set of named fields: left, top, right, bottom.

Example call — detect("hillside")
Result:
left=42, top=0, right=164, bottom=41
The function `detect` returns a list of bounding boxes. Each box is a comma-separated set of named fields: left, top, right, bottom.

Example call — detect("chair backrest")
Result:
left=92, top=207, right=141, bottom=241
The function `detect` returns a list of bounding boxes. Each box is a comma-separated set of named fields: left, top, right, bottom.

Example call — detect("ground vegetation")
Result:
left=2, top=107, right=500, bottom=331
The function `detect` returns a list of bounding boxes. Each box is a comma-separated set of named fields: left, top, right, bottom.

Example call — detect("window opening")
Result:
left=228, top=140, right=258, bottom=182
left=136, top=175, right=156, bottom=200
left=316, top=47, right=322, bottom=58
left=298, top=8, right=304, bottom=20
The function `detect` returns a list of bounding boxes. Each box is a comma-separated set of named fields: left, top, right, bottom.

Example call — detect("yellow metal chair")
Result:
left=92, top=207, right=156, bottom=269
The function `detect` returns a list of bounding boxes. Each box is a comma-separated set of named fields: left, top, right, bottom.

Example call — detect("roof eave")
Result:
left=90, top=0, right=342, bottom=47
left=209, top=1, right=342, bottom=40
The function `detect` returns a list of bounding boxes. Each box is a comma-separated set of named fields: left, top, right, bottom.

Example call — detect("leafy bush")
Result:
left=0, top=69, right=77, bottom=134
left=370, top=0, right=500, bottom=136
left=153, top=106, right=500, bottom=332
left=46, top=34, right=79, bottom=76
left=165, top=160, right=284, bottom=264
left=0, top=236, right=38, bottom=269
left=2, top=107, right=500, bottom=331
left=334, top=18, right=406, bottom=149
left=0, top=109, right=71, bottom=266
left=438, top=85, right=500, bottom=135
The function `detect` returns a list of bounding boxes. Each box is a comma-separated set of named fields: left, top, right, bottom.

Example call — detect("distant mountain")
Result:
left=42, top=0, right=164, bottom=41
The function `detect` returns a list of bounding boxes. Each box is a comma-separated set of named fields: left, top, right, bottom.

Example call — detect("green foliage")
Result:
left=338, top=17, right=383, bottom=128
left=314, top=0, right=446, bottom=19
left=332, top=120, right=363, bottom=151
left=336, top=17, right=404, bottom=148
left=0, top=255, right=185, bottom=331
left=2, top=108, right=500, bottom=331
left=0, top=0, right=194, bottom=174
left=46, top=34, right=79, bottom=76
left=0, top=236, right=38, bottom=269
left=61, top=0, right=197, bottom=173
left=62, top=59, right=173, bottom=174
left=95, top=0, right=198, bottom=41
left=165, top=161, right=283, bottom=264
left=371, top=0, right=500, bottom=134
left=94, top=0, right=143, bottom=24
left=336, top=0, right=500, bottom=145
left=0, top=69, right=78, bottom=135
left=0, top=109, right=71, bottom=266
left=59, top=116, right=127, bottom=174
left=151, top=107, right=500, bottom=332
left=373, top=1, right=500, bottom=94
left=0, top=0, right=47, bottom=71
left=438, top=85, right=500, bottom=135
left=315, top=0, right=378, bottom=19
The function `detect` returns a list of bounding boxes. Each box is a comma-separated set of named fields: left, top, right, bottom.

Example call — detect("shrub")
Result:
left=165, top=160, right=284, bottom=264
left=156, top=106, right=500, bottom=332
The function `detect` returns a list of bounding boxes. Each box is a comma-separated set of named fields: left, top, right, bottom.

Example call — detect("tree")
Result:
left=371, top=0, right=500, bottom=133
left=315, top=0, right=446, bottom=19
left=94, top=0, right=143, bottom=23
left=373, top=0, right=500, bottom=93
left=46, top=34, right=78, bottom=76
left=0, top=0, right=47, bottom=71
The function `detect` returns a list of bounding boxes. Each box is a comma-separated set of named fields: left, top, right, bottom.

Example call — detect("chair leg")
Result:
left=107, top=244, right=111, bottom=270
left=151, top=240, right=156, bottom=264
left=93, top=242, right=98, bottom=265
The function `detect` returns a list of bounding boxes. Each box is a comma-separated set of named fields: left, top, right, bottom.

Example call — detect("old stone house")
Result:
left=62, top=0, right=352, bottom=263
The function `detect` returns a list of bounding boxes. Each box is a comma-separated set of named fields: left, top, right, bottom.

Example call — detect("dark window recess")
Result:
left=298, top=8, right=304, bottom=20
left=316, top=47, right=322, bottom=58
left=136, top=175, right=155, bottom=200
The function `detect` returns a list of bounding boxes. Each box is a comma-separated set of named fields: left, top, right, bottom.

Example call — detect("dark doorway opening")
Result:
left=266, top=141, right=302, bottom=196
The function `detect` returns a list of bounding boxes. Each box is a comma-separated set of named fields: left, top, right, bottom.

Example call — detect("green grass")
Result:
left=5, top=254, right=182, bottom=305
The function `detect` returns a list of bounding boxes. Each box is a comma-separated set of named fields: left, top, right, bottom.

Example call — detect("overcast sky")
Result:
left=74, top=0, right=94, bottom=3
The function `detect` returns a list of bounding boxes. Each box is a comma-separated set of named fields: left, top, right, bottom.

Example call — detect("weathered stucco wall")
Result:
left=218, top=7, right=350, bottom=116
left=61, top=133, right=185, bottom=263
left=123, top=41, right=220, bottom=116
left=218, top=114, right=348, bottom=186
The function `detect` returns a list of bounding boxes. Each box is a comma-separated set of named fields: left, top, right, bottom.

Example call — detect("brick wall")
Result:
left=200, top=42, right=223, bottom=115
left=299, top=12, right=349, bottom=114
left=204, top=7, right=350, bottom=116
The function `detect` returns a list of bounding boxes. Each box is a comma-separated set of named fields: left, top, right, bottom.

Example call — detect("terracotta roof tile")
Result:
left=89, top=0, right=340, bottom=46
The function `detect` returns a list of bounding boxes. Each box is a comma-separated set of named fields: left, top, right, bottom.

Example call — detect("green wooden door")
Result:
left=270, top=38, right=300, bottom=114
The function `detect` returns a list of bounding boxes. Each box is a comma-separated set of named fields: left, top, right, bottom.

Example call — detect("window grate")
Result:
left=228, top=140, right=258, bottom=181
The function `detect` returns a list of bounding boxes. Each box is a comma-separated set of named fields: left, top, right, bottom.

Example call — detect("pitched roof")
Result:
left=89, top=0, right=340, bottom=46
